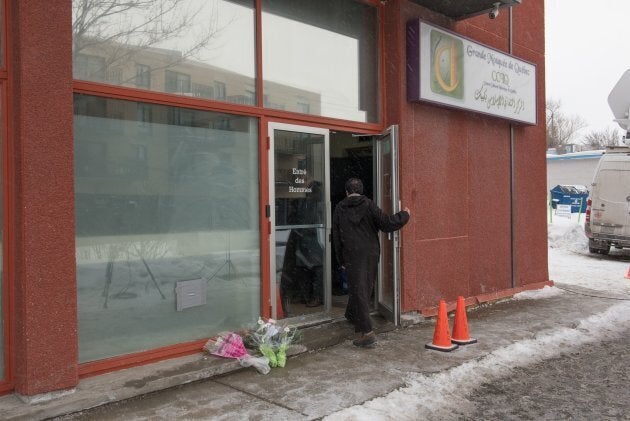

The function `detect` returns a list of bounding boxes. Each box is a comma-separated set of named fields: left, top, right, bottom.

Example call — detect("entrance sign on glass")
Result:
left=289, top=169, right=312, bottom=193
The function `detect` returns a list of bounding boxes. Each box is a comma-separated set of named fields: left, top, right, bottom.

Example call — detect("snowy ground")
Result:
left=325, top=209, right=630, bottom=420
left=547, top=210, right=630, bottom=295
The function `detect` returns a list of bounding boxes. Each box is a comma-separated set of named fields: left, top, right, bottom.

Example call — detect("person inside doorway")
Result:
left=332, top=178, right=410, bottom=347
left=280, top=179, right=324, bottom=313
left=294, top=178, right=324, bottom=307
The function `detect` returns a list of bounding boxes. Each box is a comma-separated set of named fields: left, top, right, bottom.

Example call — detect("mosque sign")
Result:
left=407, top=19, right=537, bottom=125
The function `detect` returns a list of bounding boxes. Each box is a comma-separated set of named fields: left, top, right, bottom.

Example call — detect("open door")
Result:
left=268, top=123, right=331, bottom=321
left=375, top=125, right=401, bottom=325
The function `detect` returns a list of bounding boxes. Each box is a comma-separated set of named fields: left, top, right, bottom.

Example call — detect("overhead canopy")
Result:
left=409, top=0, right=522, bottom=20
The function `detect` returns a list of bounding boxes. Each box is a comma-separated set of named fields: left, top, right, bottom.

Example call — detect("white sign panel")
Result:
left=556, top=204, right=572, bottom=219
left=407, top=20, right=537, bottom=125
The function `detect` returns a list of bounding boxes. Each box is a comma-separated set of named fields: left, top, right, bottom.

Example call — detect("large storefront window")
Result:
left=74, top=95, right=260, bottom=362
left=72, top=0, right=256, bottom=105
left=262, top=0, right=379, bottom=122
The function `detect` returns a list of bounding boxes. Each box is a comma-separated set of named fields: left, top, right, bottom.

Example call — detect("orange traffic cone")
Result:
left=625, top=266, right=630, bottom=280
left=425, top=300, right=459, bottom=352
left=451, top=296, right=477, bottom=345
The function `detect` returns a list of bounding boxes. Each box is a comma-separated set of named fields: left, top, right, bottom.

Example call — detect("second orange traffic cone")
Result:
left=425, top=300, right=458, bottom=352
left=625, top=266, right=630, bottom=279
left=451, top=296, right=477, bottom=345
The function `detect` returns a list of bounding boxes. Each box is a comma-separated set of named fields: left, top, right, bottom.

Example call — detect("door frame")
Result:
left=374, top=125, right=401, bottom=325
left=268, top=122, right=331, bottom=320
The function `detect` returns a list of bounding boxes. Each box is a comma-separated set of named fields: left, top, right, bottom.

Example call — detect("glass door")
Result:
left=269, top=123, right=330, bottom=320
left=375, top=125, right=400, bottom=325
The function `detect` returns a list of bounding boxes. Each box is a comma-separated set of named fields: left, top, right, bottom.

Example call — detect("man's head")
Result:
left=345, top=178, right=364, bottom=195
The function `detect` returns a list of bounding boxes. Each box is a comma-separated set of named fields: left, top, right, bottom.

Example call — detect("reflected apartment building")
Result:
left=74, top=41, right=321, bottom=113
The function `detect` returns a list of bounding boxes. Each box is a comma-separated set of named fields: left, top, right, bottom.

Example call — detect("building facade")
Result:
left=0, top=0, right=549, bottom=397
left=547, top=151, right=603, bottom=191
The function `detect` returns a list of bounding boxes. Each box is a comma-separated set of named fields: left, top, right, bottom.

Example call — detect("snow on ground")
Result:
left=513, top=284, right=564, bottom=300
left=324, top=208, right=630, bottom=420
left=326, top=301, right=630, bottom=421
left=546, top=208, right=630, bottom=295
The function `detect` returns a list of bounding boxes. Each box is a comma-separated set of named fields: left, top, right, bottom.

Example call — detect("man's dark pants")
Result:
left=345, top=255, right=379, bottom=334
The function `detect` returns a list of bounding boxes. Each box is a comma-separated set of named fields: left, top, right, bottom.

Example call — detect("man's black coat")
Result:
left=332, top=194, right=409, bottom=333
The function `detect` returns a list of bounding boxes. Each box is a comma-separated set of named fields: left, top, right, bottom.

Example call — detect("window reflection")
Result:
left=72, top=0, right=256, bottom=105
left=262, top=0, right=379, bottom=122
left=74, top=94, right=260, bottom=362
left=274, top=131, right=326, bottom=316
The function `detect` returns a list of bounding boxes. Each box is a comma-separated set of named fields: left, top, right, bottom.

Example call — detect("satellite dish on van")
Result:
left=608, top=69, right=630, bottom=132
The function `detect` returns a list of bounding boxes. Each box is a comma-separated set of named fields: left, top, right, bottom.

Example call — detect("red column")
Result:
left=10, top=0, right=78, bottom=395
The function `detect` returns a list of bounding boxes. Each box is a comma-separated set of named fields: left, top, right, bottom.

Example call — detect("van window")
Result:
left=597, top=169, right=630, bottom=202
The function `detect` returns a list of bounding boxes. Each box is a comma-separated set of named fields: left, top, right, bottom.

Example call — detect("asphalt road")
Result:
left=458, top=334, right=630, bottom=420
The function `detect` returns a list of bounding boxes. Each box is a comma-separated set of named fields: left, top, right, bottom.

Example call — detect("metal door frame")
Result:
left=268, top=122, right=331, bottom=320
left=374, top=125, right=401, bottom=325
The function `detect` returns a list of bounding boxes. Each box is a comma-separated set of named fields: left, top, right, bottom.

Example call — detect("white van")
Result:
left=584, top=145, right=630, bottom=254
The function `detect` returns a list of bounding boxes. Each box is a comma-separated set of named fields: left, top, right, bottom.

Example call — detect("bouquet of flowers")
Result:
left=203, top=331, right=270, bottom=374
left=249, top=318, right=280, bottom=367
left=247, top=318, right=301, bottom=369
left=276, top=325, right=300, bottom=368
left=203, top=332, right=248, bottom=359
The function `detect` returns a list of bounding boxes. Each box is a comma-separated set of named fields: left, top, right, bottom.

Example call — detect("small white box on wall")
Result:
left=175, top=278, right=208, bottom=311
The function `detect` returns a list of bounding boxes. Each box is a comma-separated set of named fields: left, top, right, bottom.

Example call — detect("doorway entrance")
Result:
left=269, top=123, right=400, bottom=324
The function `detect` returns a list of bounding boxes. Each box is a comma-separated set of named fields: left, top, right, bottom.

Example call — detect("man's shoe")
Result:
left=352, top=332, right=377, bottom=347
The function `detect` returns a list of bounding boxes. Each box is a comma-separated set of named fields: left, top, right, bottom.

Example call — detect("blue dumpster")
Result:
left=550, top=185, right=589, bottom=213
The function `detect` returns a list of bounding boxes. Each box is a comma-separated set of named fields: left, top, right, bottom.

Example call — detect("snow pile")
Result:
left=325, top=301, right=630, bottom=421
left=513, top=285, right=564, bottom=300
left=547, top=211, right=588, bottom=253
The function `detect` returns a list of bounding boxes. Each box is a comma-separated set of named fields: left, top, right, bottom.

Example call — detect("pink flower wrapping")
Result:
left=204, top=332, right=248, bottom=359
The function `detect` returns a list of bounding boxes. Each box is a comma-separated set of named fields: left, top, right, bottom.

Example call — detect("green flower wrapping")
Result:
left=276, top=343, right=288, bottom=368
left=259, top=344, right=277, bottom=367
left=247, top=318, right=300, bottom=370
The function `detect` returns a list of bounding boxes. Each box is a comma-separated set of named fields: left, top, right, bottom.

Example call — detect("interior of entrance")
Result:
left=328, top=131, right=375, bottom=319
left=275, top=129, right=374, bottom=320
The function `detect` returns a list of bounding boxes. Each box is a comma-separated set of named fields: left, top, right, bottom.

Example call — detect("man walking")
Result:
left=332, top=178, right=410, bottom=347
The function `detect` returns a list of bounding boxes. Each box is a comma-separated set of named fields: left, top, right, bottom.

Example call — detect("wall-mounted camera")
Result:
left=489, top=2, right=501, bottom=19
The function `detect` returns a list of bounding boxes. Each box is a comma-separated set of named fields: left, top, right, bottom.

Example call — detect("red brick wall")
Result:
left=384, top=0, right=548, bottom=312
left=11, top=0, right=78, bottom=395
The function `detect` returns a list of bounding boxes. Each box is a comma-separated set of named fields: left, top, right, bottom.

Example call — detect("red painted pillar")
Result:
left=10, top=0, right=78, bottom=395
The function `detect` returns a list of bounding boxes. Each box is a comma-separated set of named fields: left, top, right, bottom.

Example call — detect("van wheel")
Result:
left=589, top=239, right=610, bottom=255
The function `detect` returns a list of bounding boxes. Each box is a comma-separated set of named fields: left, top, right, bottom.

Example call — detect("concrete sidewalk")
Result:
left=1, top=284, right=625, bottom=420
